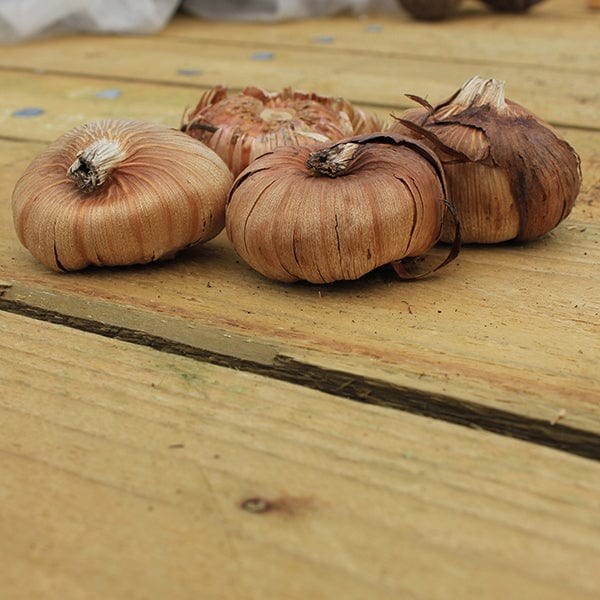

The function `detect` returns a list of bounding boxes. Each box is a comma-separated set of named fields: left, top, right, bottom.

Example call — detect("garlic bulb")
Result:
left=481, top=0, right=544, bottom=12
left=397, top=0, right=462, bottom=20
left=392, top=76, right=581, bottom=243
left=182, top=85, right=380, bottom=177
left=226, top=133, right=459, bottom=284
left=12, top=119, right=233, bottom=271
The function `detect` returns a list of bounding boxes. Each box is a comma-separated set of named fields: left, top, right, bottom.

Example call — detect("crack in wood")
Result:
left=1, top=291, right=598, bottom=462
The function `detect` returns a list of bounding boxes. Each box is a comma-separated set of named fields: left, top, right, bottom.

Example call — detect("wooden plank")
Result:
left=0, top=133, right=598, bottom=449
left=1, top=68, right=599, bottom=180
left=1, top=69, right=599, bottom=187
left=0, top=17, right=597, bottom=130
left=0, top=71, right=197, bottom=142
left=0, top=69, right=597, bottom=225
left=1, top=310, right=600, bottom=600
left=0, top=10, right=598, bottom=445
left=0, top=69, right=386, bottom=144
left=167, top=2, right=600, bottom=72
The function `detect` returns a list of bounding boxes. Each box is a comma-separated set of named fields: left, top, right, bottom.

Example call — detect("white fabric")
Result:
left=0, top=0, right=180, bottom=42
left=180, top=0, right=400, bottom=21
left=0, top=0, right=400, bottom=43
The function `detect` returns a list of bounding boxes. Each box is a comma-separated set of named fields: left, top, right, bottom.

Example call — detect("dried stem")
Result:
left=453, top=76, right=507, bottom=112
left=306, top=142, right=361, bottom=178
left=67, top=138, right=126, bottom=192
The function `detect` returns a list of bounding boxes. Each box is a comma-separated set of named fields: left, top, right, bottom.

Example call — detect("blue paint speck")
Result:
left=364, top=24, right=383, bottom=32
left=250, top=51, right=274, bottom=61
left=313, top=35, right=335, bottom=44
left=177, top=68, right=202, bottom=76
left=12, top=107, right=44, bottom=117
left=95, top=89, right=121, bottom=99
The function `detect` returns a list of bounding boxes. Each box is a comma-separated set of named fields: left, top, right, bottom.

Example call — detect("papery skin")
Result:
left=393, top=78, right=581, bottom=243
left=226, top=133, right=450, bottom=284
left=12, top=119, right=233, bottom=271
left=182, top=85, right=381, bottom=177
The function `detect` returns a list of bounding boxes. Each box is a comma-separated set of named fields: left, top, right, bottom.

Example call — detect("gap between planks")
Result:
left=1, top=281, right=598, bottom=462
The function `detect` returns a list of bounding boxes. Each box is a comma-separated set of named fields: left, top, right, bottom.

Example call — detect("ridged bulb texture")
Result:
left=182, top=85, right=381, bottom=177
left=226, top=133, right=450, bottom=284
left=12, top=119, right=233, bottom=271
left=392, top=76, right=581, bottom=243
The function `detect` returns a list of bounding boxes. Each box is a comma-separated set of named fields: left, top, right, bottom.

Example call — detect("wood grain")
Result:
left=167, top=2, right=600, bottom=72
left=1, top=107, right=599, bottom=435
left=1, top=7, right=600, bottom=598
left=1, top=311, right=600, bottom=600
left=0, top=9, right=598, bottom=129
left=1, top=274, right=599, bottom=457
left=0, top=71, right=195, bottom=142
left=0, top=5, right=598, bottom=450
left=0, top=118, right=598, bottom=446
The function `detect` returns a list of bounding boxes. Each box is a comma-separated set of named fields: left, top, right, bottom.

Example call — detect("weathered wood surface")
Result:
left=0, top=41, right=596, bottom=130
left=0, top=3, right=600, bottom=597
left=2, top=311, right=600, bottom=600
left=1, top=0, right=597, bottom=134
left=165, top=4, right=598, bottom=71
left=0, top=0, right=598, bottom=440
left=1, top=125, right=598, bottom=450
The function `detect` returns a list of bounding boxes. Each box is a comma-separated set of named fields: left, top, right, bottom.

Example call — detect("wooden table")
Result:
left=1, top=1, right=599, bottom=598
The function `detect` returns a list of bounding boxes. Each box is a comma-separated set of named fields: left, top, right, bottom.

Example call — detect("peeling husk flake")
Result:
left=392, top=76, right=581, bottom=243
left=226, top=133, right=458, bottom=284
left=182, top=85, right=381, bottom=177
left=12, top=119, right=233, bottom=271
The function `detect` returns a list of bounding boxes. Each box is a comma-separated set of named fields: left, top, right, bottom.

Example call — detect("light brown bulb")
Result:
left=397, top=0, right=463, bottom=20
left=12, top=119, right=233, bottom=271
left=392, top=76, right=581, bottom=243
left=182, top=85, right=381, bottom=177
left=226, top=133, right=459, bottom=284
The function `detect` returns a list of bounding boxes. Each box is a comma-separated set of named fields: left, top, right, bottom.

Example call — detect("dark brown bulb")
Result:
left=481, top=0, right=544, bottom=12
left=397, top=0, right=462, bottom=20
left=392, top=76, right=581, bottom=244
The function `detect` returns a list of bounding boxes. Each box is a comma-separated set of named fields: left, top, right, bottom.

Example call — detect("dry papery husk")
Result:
left=12, top=119, right=233, bottom=271
left=392, top=76, right=581, bottom=243
left=226, top=132, right=460, bottom=284
left=481, top=0, right=544, bottom=12
left=182, top=85, right=381, bottom=177
left=397, top=0, right=463, bottom=20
